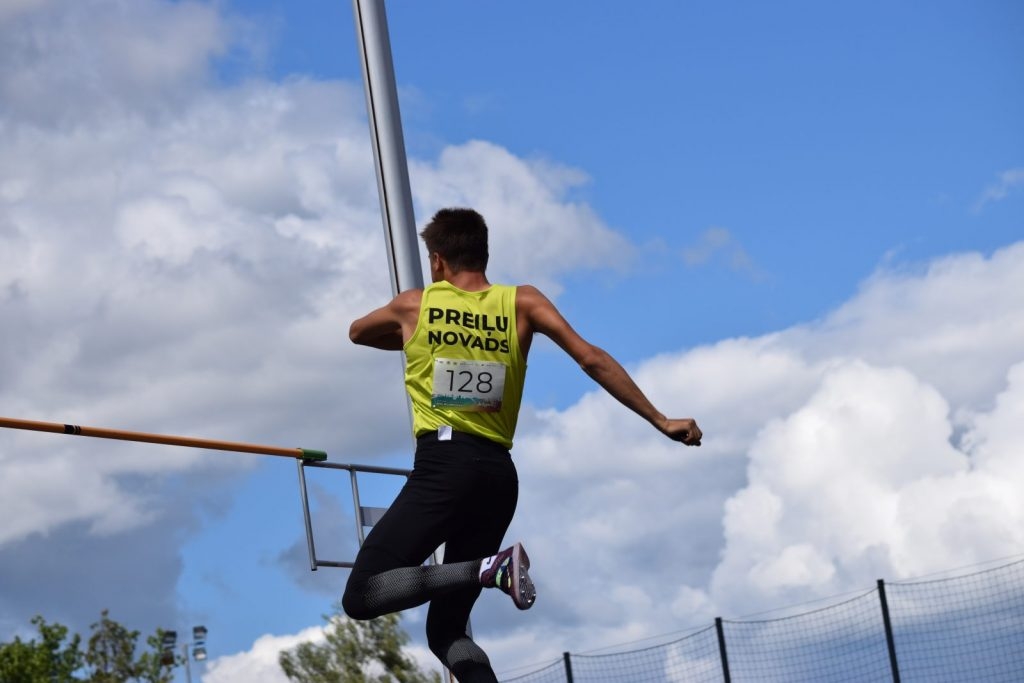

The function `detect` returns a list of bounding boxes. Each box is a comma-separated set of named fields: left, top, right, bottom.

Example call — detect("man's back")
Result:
left=404, top=281, right=526, bottom=448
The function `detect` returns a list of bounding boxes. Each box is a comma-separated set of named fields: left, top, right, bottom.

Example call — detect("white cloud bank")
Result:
left=480, top=243, right=1024, bottom=671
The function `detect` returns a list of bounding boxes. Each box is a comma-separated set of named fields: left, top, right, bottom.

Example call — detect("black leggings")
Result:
left=342, top=431, right=518, bottom=682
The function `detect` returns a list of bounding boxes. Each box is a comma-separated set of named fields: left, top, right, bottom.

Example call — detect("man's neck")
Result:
left=444, top=270, right=490, bottom=292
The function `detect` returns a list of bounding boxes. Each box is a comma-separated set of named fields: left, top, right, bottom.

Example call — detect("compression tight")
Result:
left=342, top=430, right=518, bottom=683
left=342, top=560, right=497, bottom=682
left=342, top=560, right=480, bottom=618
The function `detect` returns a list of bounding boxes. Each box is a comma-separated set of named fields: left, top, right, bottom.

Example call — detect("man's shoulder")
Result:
left=393, top=288, right=423, bottom=312
left=513, top=284, right=549, bottom=306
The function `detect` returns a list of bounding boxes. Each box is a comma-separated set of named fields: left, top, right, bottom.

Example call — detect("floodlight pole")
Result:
left=182, top=642, right=193, bottom=683
left=352, top=0, right=423, bottom=295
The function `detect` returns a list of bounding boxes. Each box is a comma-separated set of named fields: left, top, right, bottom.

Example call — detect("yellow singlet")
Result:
left=404, top=281, right=526, bottom=449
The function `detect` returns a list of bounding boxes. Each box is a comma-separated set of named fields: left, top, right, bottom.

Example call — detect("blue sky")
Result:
left=0, top=1, right=1022, bottom=681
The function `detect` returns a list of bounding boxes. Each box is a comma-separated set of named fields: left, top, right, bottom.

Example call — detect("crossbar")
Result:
left=0, top=416, right=327, bottom=461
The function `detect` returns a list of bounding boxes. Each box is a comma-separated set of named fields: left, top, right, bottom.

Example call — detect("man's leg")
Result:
left=342, top=442, right=481, bottom=619
left=425, top=441, right=520, bottom=683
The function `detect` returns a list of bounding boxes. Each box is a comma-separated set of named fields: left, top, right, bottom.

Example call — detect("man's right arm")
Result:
left=517, top=286, right=702, bottom=446
left=349, top=289, right=422, bottom=350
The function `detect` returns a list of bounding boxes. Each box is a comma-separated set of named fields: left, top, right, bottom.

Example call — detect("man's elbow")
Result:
left=577, top=345, right=609, bottom=376
left=349, top=323, right=367, bottom=345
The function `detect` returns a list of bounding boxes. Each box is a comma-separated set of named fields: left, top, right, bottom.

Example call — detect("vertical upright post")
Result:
left=715, top=617, right=732, bottom=683
left=352, top=0, right=423, bottom=296
left=350, top=469, right=367, bottom=545
left=562, top=651, right=574, bottom=683
left=297, top=460, right=319, bottom=571
left=877, top=579, right=902, bottom=683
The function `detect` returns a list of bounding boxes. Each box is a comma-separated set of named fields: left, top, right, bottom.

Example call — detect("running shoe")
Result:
left=480, top=542, right=536, bottom=610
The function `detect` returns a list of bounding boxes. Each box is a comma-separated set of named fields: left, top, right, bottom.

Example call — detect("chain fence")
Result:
left=499, top=557, right=1024, bottom=682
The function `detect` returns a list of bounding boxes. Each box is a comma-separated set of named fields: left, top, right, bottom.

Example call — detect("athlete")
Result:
left=342, top=208, right=702, bottom=682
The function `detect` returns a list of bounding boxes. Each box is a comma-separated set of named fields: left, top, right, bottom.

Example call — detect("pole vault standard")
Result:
left=0, top=416, right=327, bottom=461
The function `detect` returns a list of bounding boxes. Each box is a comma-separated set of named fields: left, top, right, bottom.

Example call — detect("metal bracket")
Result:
left=296, top=459, right=412, bottom=570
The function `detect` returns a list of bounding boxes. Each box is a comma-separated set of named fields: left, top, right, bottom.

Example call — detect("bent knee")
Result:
left=341, top=582, right=375, bottom=621
left=430, top=635, right=491, bottom=671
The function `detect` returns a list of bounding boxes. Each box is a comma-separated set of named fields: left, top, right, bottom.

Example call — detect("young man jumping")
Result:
left=342, top=208, right=702, bottom=682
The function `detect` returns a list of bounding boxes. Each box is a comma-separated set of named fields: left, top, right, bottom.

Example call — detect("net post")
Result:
left=715, top=617, right=732, bottom=683
left=877, top=579, right=902, bottom=682
left=562, top=651, right=574, bottom=683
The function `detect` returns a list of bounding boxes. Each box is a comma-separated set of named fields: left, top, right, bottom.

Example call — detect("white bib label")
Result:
left=431, top=358, right=506, bottom=412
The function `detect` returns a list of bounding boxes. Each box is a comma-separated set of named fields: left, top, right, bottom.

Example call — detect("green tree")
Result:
left=0, top=611, right=175, bottom=683
left=0, top=616, right=83, bottom=683
left=279, top=606, right=441, bottom=683
left=83, top=610, right=174, bottom=683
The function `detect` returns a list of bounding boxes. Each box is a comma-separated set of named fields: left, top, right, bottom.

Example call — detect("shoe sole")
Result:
left=510, top=542, right=537, bottom=610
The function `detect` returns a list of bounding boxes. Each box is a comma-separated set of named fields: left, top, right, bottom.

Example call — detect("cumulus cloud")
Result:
left=480, top=241, right=1024, bottom=672
left=203, top=626, right=325, bottom=683
left=411, top=141, right=633, bottom=295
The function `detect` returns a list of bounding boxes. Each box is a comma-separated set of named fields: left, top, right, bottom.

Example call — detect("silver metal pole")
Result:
left=297, top=459, right=319, bottom=571
left=352, top=0, right=423, bottom=296
left=182, top=642, right=192, bottom=683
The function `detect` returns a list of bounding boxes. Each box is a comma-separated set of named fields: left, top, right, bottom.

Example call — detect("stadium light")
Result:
left=160, top=631, right=177, bottom=667
left=192, top=625, right=208, bottom=661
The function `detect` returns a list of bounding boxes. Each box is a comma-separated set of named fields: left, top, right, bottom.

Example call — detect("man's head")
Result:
left=420, top=208, right=489, bottom=281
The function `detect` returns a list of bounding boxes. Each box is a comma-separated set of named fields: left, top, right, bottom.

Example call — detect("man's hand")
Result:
left=662, top=418, right=702, bottom=446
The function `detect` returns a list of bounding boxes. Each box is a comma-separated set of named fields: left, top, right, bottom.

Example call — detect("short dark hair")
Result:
left=420, top=208, right=489, bottom=273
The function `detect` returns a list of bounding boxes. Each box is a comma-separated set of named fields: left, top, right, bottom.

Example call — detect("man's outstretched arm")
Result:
left=518, top=285, right=701, bottom=445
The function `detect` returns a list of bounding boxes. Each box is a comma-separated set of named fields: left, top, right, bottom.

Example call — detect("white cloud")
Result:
left=203, top=620, right=444, bottom=683
left=682, top=226, right=763, bottom=279
left=203, top=626, right=325, bottom=683
left=974, top=167, right=1024, bottom=211
left=0, top=0, right=227, bottom=125
left=411, top=140, right=633, bottom=295
left=784, top=243, right=1024, bottom=409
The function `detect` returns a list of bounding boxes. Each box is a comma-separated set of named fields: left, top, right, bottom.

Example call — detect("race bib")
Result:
left=431, top=358, right=506, bottom=412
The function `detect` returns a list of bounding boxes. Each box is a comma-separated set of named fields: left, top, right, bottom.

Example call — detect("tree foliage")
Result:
left=279, top=606, right=441, bottom=683
left=0, top=616, right=82, bottom=683
left=0, top=611, right=176, bottom=683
